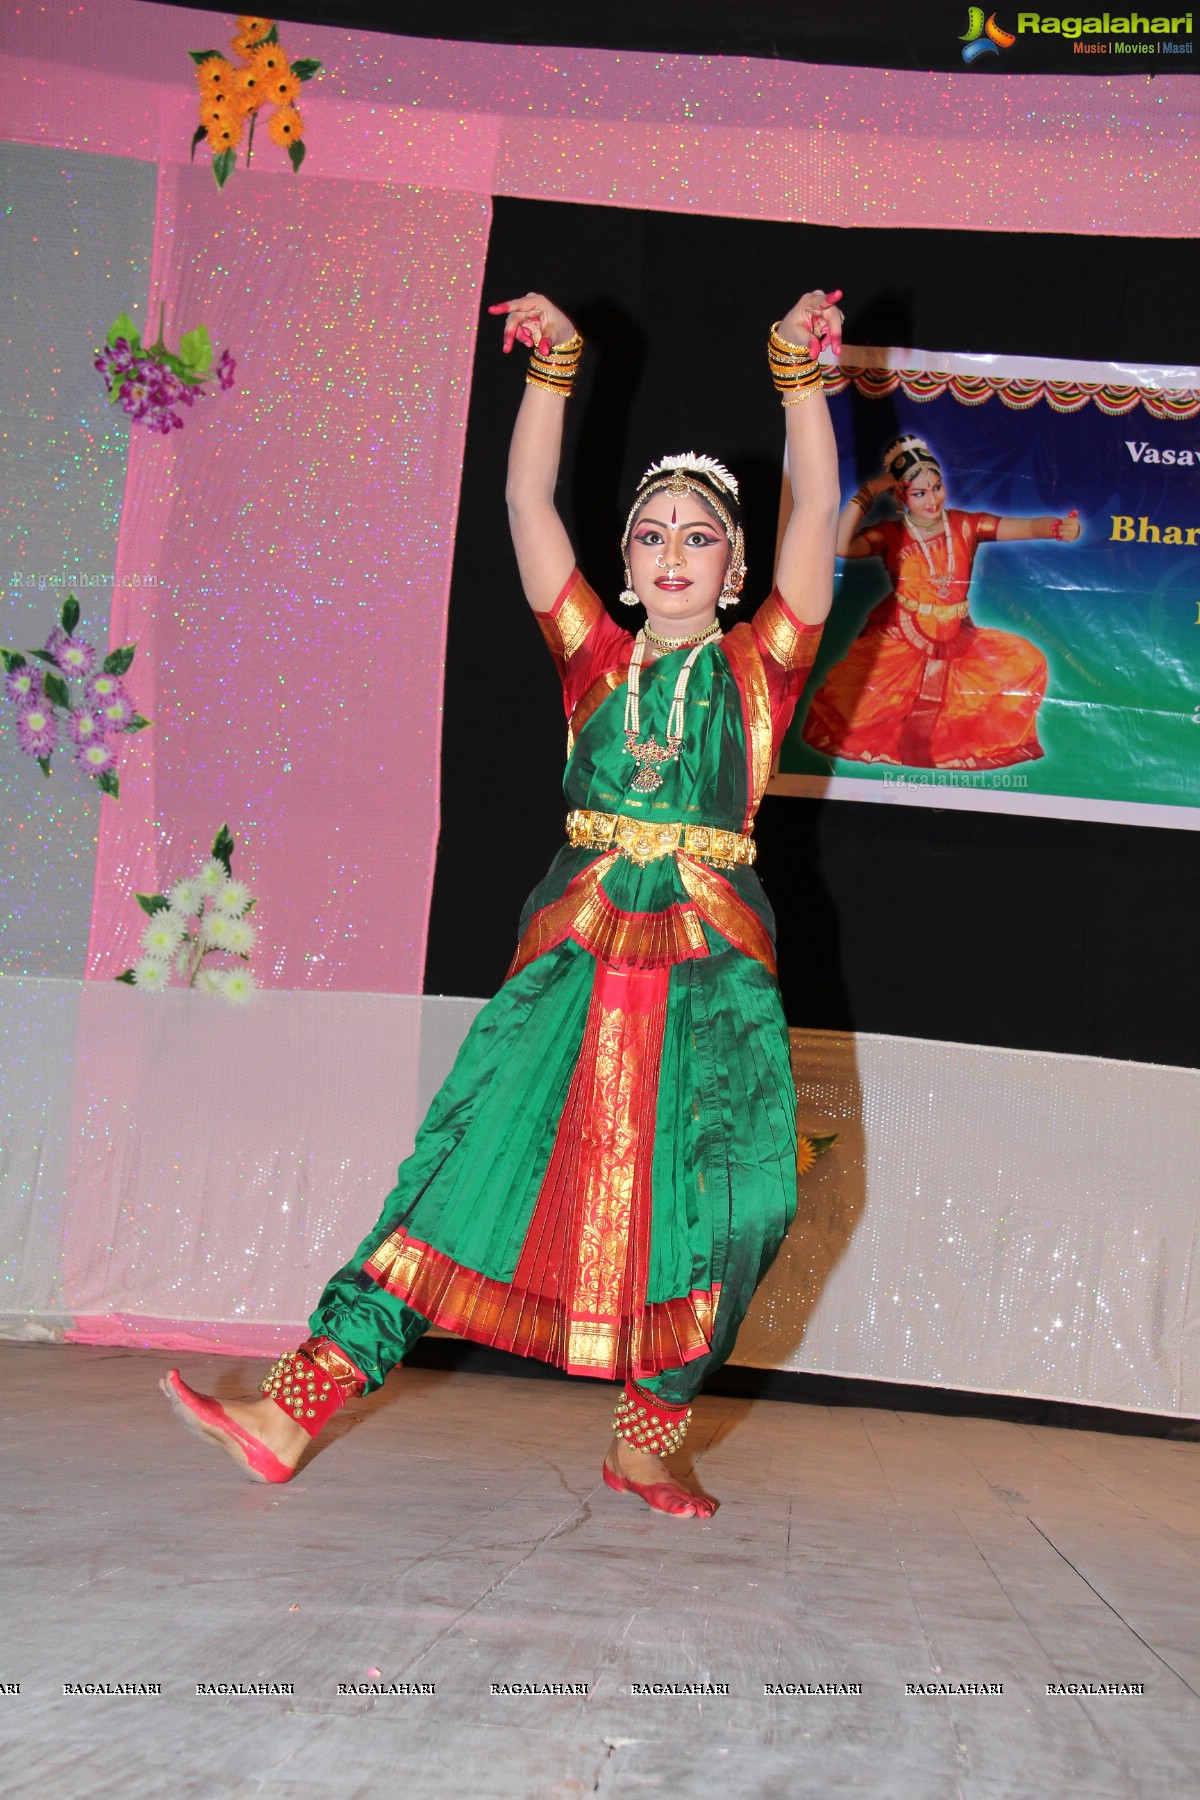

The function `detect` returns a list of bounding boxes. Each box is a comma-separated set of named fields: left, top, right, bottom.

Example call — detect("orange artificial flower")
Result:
left=232, top=64, right=267, bottom=110
left=251, top=43, right=288, bottom=76
left=205, top=116, right=243, bottom=151
left=264, top=71, right=300, bottom=107
left=795, top=1136, right=816, bottom=1178
left=196, top=56, right=235, bottom=95
left=230, top=34, right=260, bottom=61
left=237, top=16, right=273, bottom=36
left=199, top=97, right=236, bottom=131
left=266, top=105, right=303, bottom=147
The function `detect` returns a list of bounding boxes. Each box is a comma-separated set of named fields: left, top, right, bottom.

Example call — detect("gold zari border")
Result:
left=363, top=1223, right=719, bottom=1379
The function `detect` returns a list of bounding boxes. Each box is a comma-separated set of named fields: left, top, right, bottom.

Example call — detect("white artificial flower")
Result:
left=213, top=878, right=253, bottom=918
left=132, top=956, right=170, bottom=993
left=203, top=913, right=234, bottom=950
left=141, top=914, right=185, bottom=960
left=194, top=968, right=224, bottom=995
left=224, top=917, right=256, bottom=956
left=220, top=967, right=256, bottom=1006
left=196, top=859, right=226, bottom=894
left=168, top=877, right=202, bottom=918
left=173, top=947, right=190, bottom=978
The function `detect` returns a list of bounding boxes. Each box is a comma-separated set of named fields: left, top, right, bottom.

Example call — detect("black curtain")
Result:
left=424, top=197, right=1200, bottom=1068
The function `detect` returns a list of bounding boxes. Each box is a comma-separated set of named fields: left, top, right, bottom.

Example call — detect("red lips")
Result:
left=654, top=577, right=691, bottom=591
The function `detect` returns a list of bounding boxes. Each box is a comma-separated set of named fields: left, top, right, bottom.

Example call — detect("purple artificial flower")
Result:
left=55, top=636, right=97, bottom=680
left=84, top=671, right=124, bottom=708
left=98, top=692, right=133, bottom=729
left=43, top=625, right=67, bottom=661
left=216, top=348, right=236, bottom=391
left=95, top=338, right=138, bottom=392
left=67, top=707, right=107, bottom=747
left=74, top=737, right=118, bottom=777
left=5, top=666, right=43, bottom=707
left=15, top=703, right=58, bottom=758
left=118, top=365, right=155, bottom=422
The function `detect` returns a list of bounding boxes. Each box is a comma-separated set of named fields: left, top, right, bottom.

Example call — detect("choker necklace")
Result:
left=643, top=620, right=722, bottom=652
left=623, top=628, right=711, bottom=793
left=903, top=512, right=956, bottom=599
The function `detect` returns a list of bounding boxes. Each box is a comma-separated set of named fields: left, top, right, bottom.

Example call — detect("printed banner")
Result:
left=772, top=347, right=1200, bottom=829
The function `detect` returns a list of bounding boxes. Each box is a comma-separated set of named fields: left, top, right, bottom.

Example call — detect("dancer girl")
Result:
left=163, top=286, right=844, bottom=1519
left=802, top=434, right=1080, bottom=770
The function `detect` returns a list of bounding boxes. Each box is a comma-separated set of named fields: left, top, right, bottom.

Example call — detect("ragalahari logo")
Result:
left=960, top=7, right=1017, bottom=59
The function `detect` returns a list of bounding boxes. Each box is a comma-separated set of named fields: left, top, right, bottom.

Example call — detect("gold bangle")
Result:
left=768, top=322, right=822, bottom=401
left=526, top=331, right=584, bottom=398
left=781, top=381, right=826, bottom=407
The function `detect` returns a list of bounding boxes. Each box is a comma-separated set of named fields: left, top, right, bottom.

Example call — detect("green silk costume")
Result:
left=310, top=570, right=822, bottom=1405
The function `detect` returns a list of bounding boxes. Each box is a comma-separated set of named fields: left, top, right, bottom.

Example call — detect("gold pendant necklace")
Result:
left=623, top=631, right=708, bottom=794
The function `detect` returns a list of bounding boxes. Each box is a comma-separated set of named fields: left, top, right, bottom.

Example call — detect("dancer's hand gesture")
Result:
left=779, top=289, right=844, bottom=359
left=487, top=292, right=576, bottom=356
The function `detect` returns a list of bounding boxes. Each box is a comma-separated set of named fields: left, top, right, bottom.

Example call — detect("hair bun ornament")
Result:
left=884, top=433, right=933, bottom=461
left=637, top=453, right=740, bottom=501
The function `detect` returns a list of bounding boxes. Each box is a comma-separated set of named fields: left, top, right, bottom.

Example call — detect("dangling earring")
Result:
left=718, top=527, right=746, bottom=611
left=619, top=558, right=640, bottom=608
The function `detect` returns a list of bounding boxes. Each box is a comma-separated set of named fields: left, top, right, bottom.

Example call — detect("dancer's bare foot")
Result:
left=160, top=1371, right=313, bottom=1483
left=602, top=1433, right=718, bottom=1519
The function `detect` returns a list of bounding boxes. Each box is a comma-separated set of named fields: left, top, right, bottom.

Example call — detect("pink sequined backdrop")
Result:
left=84, top=168, right=489, bottom=991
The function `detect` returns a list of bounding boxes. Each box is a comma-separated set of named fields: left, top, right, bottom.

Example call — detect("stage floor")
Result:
left=3, top=1344, right=1198, bottom=1798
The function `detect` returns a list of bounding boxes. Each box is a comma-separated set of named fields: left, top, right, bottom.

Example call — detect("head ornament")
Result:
left=884, top=434, right=942, bottom=483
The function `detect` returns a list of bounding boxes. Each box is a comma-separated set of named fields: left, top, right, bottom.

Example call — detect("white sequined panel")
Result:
left=735, top=1029, right=1200, bottom=1416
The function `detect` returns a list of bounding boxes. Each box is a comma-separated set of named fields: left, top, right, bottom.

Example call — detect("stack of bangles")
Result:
left=768, top=322, right=825, bottom=407
left=849, top=485, right=874, bottom=514
left=525, top=331, right=585, bottom=397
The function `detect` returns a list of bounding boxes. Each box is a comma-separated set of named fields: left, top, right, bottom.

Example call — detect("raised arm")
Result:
left=772, top=290, right=845, bottom=625
left=995, top=509, right=1081, bottom=543
left=487, top=292, right=581, bottom=613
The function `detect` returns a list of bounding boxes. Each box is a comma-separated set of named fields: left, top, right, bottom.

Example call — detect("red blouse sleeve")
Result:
left=534, top=568, right=631, bottom=718
left=749, top=587, right=825, bottom=740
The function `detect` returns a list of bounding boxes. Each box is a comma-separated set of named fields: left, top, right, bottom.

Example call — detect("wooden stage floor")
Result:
left=3, top=1342, right=1197, bottom=1798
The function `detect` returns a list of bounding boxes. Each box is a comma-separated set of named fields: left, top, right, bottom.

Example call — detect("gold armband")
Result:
left=526, top=331, right=584, bottom=397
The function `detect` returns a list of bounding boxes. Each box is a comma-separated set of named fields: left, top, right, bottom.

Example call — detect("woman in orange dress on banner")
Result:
left=161, top=287, right=844, bottom=1520
left=802, top=434, right=1081, bottom=770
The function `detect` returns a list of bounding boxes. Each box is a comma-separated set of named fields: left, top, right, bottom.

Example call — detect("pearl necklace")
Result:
left=904, top=512, right=956, bottom=599
left=623, top=629, right=709, bottom=793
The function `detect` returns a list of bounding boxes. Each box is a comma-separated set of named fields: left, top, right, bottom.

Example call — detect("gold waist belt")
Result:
left=897, top=593, right=971, bottom=622
left=567, top=808, right=756, bottom=870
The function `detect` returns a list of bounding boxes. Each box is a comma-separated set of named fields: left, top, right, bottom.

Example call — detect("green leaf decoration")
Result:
left=30, top=648, right=60, bottom=667
left=809, top=1133, right=839, bottom=1158
left=107, top=312, right=138, bottom=348
left=213, top=147, right=236, bottom=189
left=43, top=671, right=70, bottom=709
left=96, top=769, right=120, bottom=799
left=188, top=48, right=222, bottom=63
left=261, top=23, right=279, bottom=43
left=288, top=139, right=306, bottom=174
left=291, top=58, right=321, bottom=80
left=190, top=123, right=208, bottom=164
left=125, top=714, right=151, bottom=733
left=37, top=756, right=51, bottom=778
left=61, top=594, right=80, bottom=634
left=136, top=892, right=170, bottom=915
left=103, top=646, right=135, bottom=675
left=115, top=969, right=137, bottom=985
left=0, top=649, right=25, bottom=672
left=212, top=823, right=235, bottom=872
left=177, top=326, right=212, bottom=374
